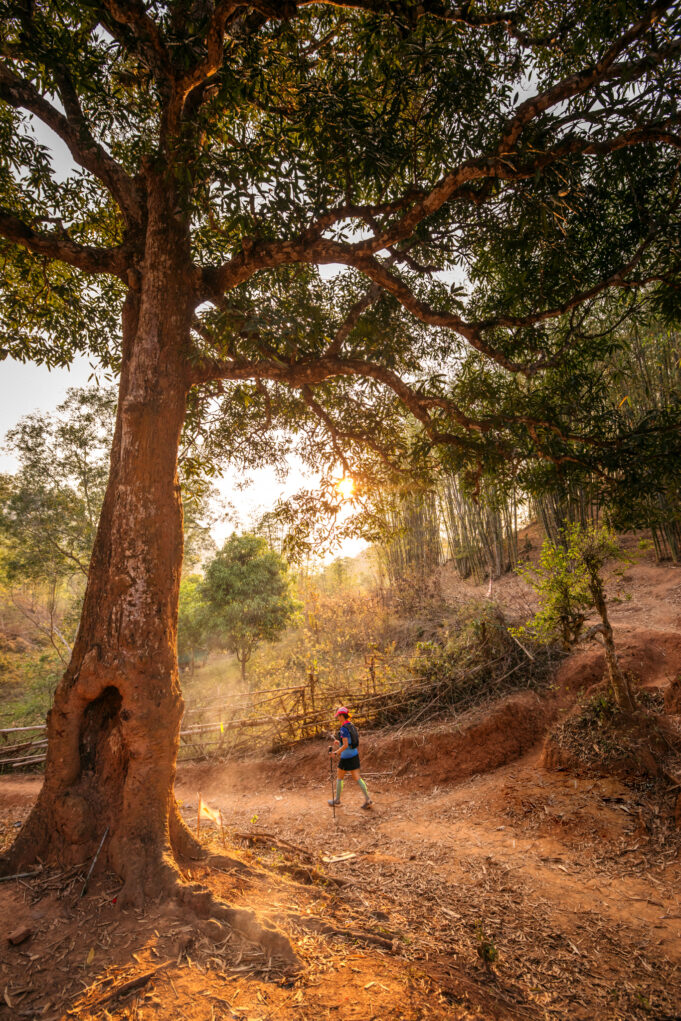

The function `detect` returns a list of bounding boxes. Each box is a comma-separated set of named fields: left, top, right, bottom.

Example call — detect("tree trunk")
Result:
left=589, top=574, right=636, bottom=712
left=2, top=187, right=199, bottom=906
left=0, top=175, right=298, bottom=970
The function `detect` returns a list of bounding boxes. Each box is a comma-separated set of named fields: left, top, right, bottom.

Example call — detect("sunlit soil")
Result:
left=1, top=734, right=681, bottom=1020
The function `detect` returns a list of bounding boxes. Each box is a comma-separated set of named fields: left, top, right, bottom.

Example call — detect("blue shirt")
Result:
left=339, top=723, right=357, bottom=759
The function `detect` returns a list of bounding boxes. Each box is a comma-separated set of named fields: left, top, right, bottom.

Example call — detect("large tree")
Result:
left=1, top=0, right=680, bottom=936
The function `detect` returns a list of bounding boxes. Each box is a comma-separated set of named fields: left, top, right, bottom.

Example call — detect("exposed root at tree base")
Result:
left=283, top=913, right=395, bottom=951
left=175, top=881, right=301, bottom=971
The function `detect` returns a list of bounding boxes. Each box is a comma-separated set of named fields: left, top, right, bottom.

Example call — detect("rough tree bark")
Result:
left=1, top=178, right=297, bottom=964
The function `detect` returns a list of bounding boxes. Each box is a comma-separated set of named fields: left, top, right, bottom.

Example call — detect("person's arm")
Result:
left=330, top=732, right=349, bottom=756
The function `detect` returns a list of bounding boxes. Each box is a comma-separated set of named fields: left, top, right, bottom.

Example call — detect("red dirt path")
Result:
left=1, top=554, right=680, bottom=1019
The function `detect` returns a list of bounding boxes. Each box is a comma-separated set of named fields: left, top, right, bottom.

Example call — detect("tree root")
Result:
left=170, top=798, right=205, bottom=860
left=232, top=831, right=343, bottom=885
left=177, top=884, right=300, bottom=971
left=235, top=831, right=315, bottom=861
left=203, top=854, right=336, bottom=902
left=270, top=861, right=346, bottom=887
left=203, top=852, right=257, bottom=878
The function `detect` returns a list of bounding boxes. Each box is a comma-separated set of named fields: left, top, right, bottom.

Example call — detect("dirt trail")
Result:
left=173, top=739, right=681, bottom=1014
left=1, top=554, right=680, bottom=1019
left=4, top=737, right=680, bottom=1019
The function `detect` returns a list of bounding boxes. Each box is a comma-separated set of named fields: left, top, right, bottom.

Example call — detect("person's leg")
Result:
left=334, top=767, right=344, bottom=804
left=351, top=768, right=371, bottom=805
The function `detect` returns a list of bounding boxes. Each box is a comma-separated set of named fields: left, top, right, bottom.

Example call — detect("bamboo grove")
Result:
left=365, top=324, right=681, bottom=590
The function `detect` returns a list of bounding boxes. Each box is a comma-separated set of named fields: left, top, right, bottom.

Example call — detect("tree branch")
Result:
left=303, top=0, right=569, bottom=49
left=0, top=210, right=129, bottom=278
left=472, top=229, right=660, bottom=341
left=188, top=347, right=510, bottom=443
left=188, top=339, right=658, bottom=476
left=322, top=285, right=383, bottom=357
left=178, top=0, right=240, bottom=101
left=0, top=63, right=142, bottom=224
left=497, top=1, right=676, bottom=154
left=300, top=384, right=411, bottom=473
left=96, top=0, right=172, bottom=80
left=300, top=385, right=351, bottom=471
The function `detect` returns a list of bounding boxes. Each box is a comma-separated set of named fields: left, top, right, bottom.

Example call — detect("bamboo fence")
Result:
left=0, top=609, right=548, bottom=774
left=0, top=662, right=425, bottom=772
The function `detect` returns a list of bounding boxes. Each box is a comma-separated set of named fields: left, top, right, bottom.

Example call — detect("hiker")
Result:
left=328, top=706, right=372, bottom=809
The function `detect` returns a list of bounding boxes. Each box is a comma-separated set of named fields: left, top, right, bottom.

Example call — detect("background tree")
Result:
left=203, top=534, right=298, bottom=686
left=1, top=387, right=116, bottom=583
left=0, top=387, right=115, bottom=655
left=1, top=0, right=680, bottom=929
left=177, top=574, right=213, bottom=675
left=0, top=387, right=217, bottom=646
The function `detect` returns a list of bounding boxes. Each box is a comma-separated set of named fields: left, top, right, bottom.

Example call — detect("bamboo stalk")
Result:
left=0, top=724, right=47, bottom=735
left=0, top=754, right=47, bottom=768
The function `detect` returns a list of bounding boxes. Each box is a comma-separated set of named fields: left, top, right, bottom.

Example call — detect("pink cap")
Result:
left=335, top=706, right=350, bottom=717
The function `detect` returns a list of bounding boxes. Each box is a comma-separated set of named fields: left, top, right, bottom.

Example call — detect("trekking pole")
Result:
left=328, top=745, right=336, bottom=822
left=80, top=826, right=109, bottom=898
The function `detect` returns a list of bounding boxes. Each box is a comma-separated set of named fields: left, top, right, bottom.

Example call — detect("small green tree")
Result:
left=203, top=534, right=299, bottom=686
left=514, top=524, right=635, bottom=711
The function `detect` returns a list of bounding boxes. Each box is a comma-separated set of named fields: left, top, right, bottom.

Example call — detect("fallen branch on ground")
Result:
left=235, top=832, right=316, bottom=861
left=78, top=963, right=171, bottom=1013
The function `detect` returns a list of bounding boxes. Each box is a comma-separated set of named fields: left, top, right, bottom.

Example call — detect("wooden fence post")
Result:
left=309, top=670, right=316, bottom=717
left=301, top=686, right=308, bottom=738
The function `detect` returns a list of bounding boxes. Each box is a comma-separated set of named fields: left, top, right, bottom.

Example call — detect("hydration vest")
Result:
left=339, top=722, right=359, bottom=749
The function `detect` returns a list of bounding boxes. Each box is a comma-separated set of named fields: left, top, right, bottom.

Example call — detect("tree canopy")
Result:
left=2, top=0, right=680, bottom=484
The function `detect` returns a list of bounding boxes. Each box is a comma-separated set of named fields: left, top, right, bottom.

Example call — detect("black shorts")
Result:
left=339, top=753, right=360, bottom=772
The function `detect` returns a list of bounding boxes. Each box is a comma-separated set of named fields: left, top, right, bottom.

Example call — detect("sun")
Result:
left=336, top=476, right=355, bottom=501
